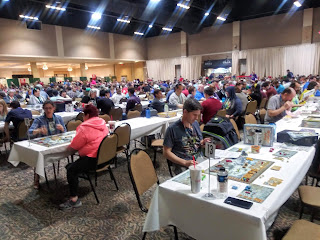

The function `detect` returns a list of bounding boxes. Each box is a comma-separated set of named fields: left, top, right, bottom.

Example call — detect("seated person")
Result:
left=29, top=100, right=67, bottom=189
left=97, top=89, right=114, bottom=115
left=168, top=83, right=186, bottom=109
left=222, top=86, right=242, bottom=119
left=111, top=88, right=125, bottom=104
left=4, top=101, right=32, bottom=142
left=81, top=88, right=92, bottom=104
left=163, top=98, right=210, bottom=174
left=29, top=88, right=45, bottom=105
left=4, top=89, right=18, bottom=104
left=50, top=90, right=64, bottom=101
left=0, top=99, right=8, bottom=121
left=300, top=81, right=318, bottom=103
left=150, top=89, right=176, bottom=112
left=60, top=90, right=70, bottom=99
left=59, top=105, right=109, bottom=210
left=126, top=87, right=140, bottom=113
left=201, top=87, right=222, bottom=124
left=15, top=90, right=23, bottom=101
left=187, top=86, right=196, bottom=99
left=265, top=88, right=296, bottom=123
left=194, top=84, right=205, bottom=101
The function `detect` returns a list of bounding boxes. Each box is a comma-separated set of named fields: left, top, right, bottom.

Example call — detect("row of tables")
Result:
left=142, top=100, right=320, bottom=240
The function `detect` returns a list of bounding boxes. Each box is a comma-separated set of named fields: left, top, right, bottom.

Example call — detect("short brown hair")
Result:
left=83, top=105, right=99, bottom=118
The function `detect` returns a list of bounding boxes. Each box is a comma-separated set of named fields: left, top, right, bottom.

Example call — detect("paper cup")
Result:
left=251, top=145, right=260, bottom=154
left=108, top=121, right=116, bottom=133
left=189, top=165, right=202, bottom=193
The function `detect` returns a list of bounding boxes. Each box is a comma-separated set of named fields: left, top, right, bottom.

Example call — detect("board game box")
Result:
left=300, top=116, right=320, bottom=128
left=243, top=124, right=274, bottom=147
left=31, top=131, right=75, bottom=147
left=237, top=184, right=274, bottom=203
left=205, top=157, right=274, bottom=183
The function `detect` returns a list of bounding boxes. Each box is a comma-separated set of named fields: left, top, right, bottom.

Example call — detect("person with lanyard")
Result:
left=163, top=98, right=211, bottom=175
left=29, top=100, right=67, bottom=189
left=29, top=88, right=45, bottom=105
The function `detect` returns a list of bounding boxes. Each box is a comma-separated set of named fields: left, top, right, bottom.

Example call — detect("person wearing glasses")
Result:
left=29, top=100, right=67, bottom=189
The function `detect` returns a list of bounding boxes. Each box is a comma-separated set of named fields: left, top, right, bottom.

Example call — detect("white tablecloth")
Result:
left=143, top=141, right=315, bottom=240
left=8, top=132, right=76, bottom=178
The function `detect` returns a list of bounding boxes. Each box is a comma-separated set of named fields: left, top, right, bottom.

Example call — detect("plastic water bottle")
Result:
left=146, top=108, right=151, bottom=118
left=164, top=103, right=169, bottom=113
left=217, top=167, right=228, bottom=199
left=221, top=97, right=226, bottom=103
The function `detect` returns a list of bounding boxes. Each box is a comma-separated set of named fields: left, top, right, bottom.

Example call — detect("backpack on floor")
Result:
left=202, top=116, right=239, bottom=149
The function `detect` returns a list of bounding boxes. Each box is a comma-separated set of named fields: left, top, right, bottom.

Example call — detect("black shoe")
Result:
left=59, top=199, right=82, bottom=210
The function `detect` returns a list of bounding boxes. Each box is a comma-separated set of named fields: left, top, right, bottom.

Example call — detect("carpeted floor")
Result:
left=0, top=144, right=319, bottom=240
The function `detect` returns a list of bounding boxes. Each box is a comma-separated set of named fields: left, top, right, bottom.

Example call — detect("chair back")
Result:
left=229, top=119, right=240, bottom=141
left=109, top=107, right=123, bottom=121
left=259, top=109, right=266, bottom=124
left=127, top=110, right=141, bottom=119
left=31, top=110, right=40, bottom=115
left=216, top=109, right=226, bottom=117
left=75, top=112, right=84, bottom=121
left=114, top=123, right=131, bottom=147
left=119, top=98, right=127, bottom=104
left=96, top=133, right=118, bottom=166
left=245, top=113, right=257, bottom=124
left=74, top=98, right=82, bottom=102
left=129, top=149, right=158, bottom=196
left=133, top=104, right=143, bottom=112
left=99, top=114, right=111, bottom=124
left=67, top=120, right=82, bottom=132
left=259, top=98, right=267, bottom=109
left=245, top=100, right=257, bottom=114
left=17, top=119, right=34, bottom=140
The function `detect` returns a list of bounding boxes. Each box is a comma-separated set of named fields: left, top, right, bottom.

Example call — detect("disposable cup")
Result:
left=108, top=121, right=116, bottom=133
left=189, top=165, right=202, bottom=193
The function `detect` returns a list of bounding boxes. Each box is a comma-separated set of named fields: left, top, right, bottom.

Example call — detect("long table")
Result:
left=8, top=114, right=181, bottom=177
left=115, top=100, right=150, bottom=113
left=143, top=102, right=320, bottom=240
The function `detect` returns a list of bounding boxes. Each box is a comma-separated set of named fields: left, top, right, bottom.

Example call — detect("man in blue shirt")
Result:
left=274, top=81, right=285, bottom=94
left=126, top=87, right=141, bottom=113
left=4, top=101, right=32, bottom=141
left=194, top=84, right=205, bottom=101
left=287, top=70, right=294, bottom=79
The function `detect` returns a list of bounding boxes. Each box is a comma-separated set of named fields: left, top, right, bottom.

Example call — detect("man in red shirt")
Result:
left=182, top=85, right=189, bottom=97
left=262, top=82, right=277, bottom=99
left=201, top=87, right=222, bottom=124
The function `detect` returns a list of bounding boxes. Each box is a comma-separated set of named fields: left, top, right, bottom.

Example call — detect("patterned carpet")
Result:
left=0, top=144, right=319, bottom=240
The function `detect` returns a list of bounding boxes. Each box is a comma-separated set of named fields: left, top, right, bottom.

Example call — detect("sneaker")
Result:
left=59, top=199, right=82, bottom=210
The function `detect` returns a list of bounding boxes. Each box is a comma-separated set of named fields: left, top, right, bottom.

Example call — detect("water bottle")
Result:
left=164, top=103, right=169, bottom=113
left=221, top=97, right=226, bottom=103
left=217, top=167, right=228, bottom=199
left=146, top=108, right=151, bottom=118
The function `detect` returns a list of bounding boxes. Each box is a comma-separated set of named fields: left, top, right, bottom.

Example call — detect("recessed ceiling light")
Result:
left=19, top=15, right=39, bottom=20
left=205, top=12, right=209, bottom=16
left=217, top=16, right=226, bottom=21
left=92, top=12, right=101, bottom=20
left=134, top=32, right=144, bottom=36
left=117, top=18, right=130, bottom=23
left=46, top=5, right=66, bottom=11
left=162, top=27, right=172, bottom=32
left=294, top=1, right=302, bottom=7
left=149, top=24, right=153, bottom=28
left=177, top=3, right=190, bottom=10
left=87, top=25, right=101, bottom=30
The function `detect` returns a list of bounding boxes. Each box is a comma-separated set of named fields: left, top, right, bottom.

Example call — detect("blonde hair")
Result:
left=0, top=99, right=8, bottom=116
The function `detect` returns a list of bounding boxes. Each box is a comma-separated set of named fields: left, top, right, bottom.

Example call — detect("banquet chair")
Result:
left=99, top=114, right=111, bottom=124
left=127, top=110, right=141, bottom=119
left=245, top=100, right=257, bottom=115
left=245, top=114, right=257, bottom=124
left=151, top=138, right=164, bottom=168
left=114, top=123, right=131, bottom=167
left=31, top=110, right=40, bottom=115
left=200, top=124, right=205, bottom=132
left=79, top=133, right=119, bottom=204
left=109, top=107, right=123, bottom=121
left=298, top=185, right=320, bottom=222
left=133, top=103, right=143, bottom=113
left=128, top=149, right=179, bottom=240
left=282, top=220, right=320, bottom=240
left=259, top=98, right=267, bottom=109
left=216, top=109, right=226, bottom=117
left=66, top=120, right=82, bottom=132
left=74, top=98, right=82, bottom=102
left=259, top=109, right=267, bottom=124
left=75, top=112, right=84, bottom=121
left=230, top=119, right=241, bottom=141
left=17, top=119, right=34, bottom=141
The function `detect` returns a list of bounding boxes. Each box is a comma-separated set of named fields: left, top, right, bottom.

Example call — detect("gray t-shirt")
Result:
left=264, top=94, right=285, bottom=123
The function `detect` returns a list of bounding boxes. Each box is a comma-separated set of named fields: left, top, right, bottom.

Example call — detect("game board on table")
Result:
left=272, top=149, right=298, bottom=159
left=237, top=184, right=274, bottom=203
left=300, top=116, right=320, bottom=128
left=205, top=157, right=274, bottom=183
left=31, top=131, right=75, bottom=147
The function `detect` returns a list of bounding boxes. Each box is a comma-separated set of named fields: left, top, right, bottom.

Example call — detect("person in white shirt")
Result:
left=111, top=88, right=125, bottom=104
left=169, top=83, right=186, bottom=109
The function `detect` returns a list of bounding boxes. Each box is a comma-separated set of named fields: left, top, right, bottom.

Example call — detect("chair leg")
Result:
left=52, top=163, right=58, bottom=185
left=311, top=208, right=315, bottom=222
left=142, top=232, right=147, bottom=240
left=299, top=204, right=304, bottom=219
left=108, top=167, right=119, bottom=191
left=44, top=169, right=50, bottom=189
left=57, top=160, right=60, bottom=175
left=167, top=160, right=174, bottom=177
left=153, top=148, right=157, bottom=166
left=87, top=174, right=100, bottom=204
left=173, top=226, right=178, bottom=240
left=95, top=172, right=98, bottom=187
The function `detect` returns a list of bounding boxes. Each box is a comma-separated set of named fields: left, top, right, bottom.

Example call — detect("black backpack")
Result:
left=202, top=116, right=239, bottom=149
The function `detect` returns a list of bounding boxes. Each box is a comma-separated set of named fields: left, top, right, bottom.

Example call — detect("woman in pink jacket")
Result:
left=59, top=105, right=108, bottom=210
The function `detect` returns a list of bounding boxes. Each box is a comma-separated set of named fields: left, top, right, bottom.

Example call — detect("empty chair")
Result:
left=298, top=185, right=320, bottom=222
left=99, top=114, right=111, bottom=124
left=245, top=100, right=257, bottom=115
left=66, top=120, right=82, bottom=132
left=282, top=220, right=320, bottom=240
left=151, top=138, right=164, bottom=167
left=216, top=109, right=226, bottom=117
left=114, top=123, right=131, bottom=165
left=259, top=98, right=267, bottom=109
left=127, top=110, right=141, bottom=119
left=259, top=109, right=266, bottom=124
left=133, top=104, right=143, bottom=113
left=109, top=107, right=123, bottom=121
left=230, top=119, right=240, bottom=141
left=245, top=114, right=257, bottom=124
left=17, top=119, right=34, bottom=141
